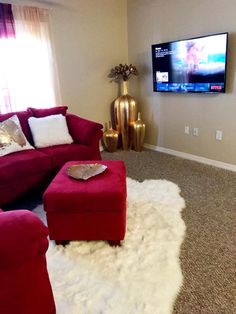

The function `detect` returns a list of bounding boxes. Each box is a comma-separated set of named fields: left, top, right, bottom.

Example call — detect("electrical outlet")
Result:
left=184, top=126, right=190, bottom=135
left=216, top=130, right=223, bottom=141
left=193, top=128, right=199, bottom=136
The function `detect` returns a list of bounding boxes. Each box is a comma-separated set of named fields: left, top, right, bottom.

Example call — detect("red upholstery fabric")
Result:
left=66, top=113, right=103, bottom=146
left=0, top=210, right=55, bottom=314
left=46, top=211, right=126, bottom=241
left=28, top=106, right=68, bottom=117
left=0, top=173, right=51, bottom=207
left=44, top=160, right=127, bottom=241
left=0, top=210, right=48, bottom=266
left=38, top=143, right=101, bottom=169
left=0, top=110, right=33, bottom=142
left=0, top=150, right=52, bottom=205
left=0, top=149, right=51, bottom=183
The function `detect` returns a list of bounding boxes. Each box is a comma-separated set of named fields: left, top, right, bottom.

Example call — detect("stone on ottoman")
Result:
left=43, top=160, right=126, bottom=245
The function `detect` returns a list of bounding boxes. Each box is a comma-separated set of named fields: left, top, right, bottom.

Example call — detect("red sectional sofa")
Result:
left=0, top=208, right=56, bottom=314
left=0, top=107, right=103, bottom=206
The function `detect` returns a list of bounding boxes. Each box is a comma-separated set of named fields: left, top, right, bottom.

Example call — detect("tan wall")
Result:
left=127, top=0, right=236, bottom=164
left=49, top=0, right=128, bottom=124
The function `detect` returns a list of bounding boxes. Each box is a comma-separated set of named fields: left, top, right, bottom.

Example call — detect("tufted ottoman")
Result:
left=43, top=160, right=126, bottom=246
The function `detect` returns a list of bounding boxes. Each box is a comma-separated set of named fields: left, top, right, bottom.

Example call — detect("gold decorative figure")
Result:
left=108, top=63, right=138, bottom=150
left=114, top=81, right=137, bottom=150
left=103, top=121, right=119, bottom=152
left=133, top=112, right=145, bottom=152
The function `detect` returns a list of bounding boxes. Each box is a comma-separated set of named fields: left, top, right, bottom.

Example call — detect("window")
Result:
left=0, top=4, right=61, bottom=113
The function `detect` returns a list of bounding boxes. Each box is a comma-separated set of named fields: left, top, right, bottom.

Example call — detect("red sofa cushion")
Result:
left=38, top=143, right=99, bottom=169
left=0, top=149, right=51, bottom=184
left=0, top=257, right=56, bottom=314
left=0, top=210, right=56, bottom=314
left=0, top=210, right=48, bottom=266
left=66, top=113, right=103, bottom=145
left=28, top=106, right=68, bottom=117
left=0, top=110, right=33, bottom=143
left=0, top=173, right=52, bottom=206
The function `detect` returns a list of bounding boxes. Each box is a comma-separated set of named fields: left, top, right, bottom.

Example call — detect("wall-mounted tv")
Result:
left=152, top=32, right=228, bottom=93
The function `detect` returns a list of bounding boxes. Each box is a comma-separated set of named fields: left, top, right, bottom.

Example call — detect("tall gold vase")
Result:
left=114, top=81, right=137, bottom=150
left=133, top=112, right=145, bottom=152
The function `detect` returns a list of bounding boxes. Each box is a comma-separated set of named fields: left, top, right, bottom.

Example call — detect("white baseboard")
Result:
left=144, top=143, right=236, bottom=172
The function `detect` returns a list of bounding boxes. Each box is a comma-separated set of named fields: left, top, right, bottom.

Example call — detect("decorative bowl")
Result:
left=67, top=163, right=107, bottom=180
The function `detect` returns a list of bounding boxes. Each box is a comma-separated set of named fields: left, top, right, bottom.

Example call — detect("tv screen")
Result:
left=152, top=32, right=228, bottom=93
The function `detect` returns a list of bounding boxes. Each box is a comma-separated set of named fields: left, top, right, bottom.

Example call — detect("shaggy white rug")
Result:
left=36, top=178, right=186, bottom=314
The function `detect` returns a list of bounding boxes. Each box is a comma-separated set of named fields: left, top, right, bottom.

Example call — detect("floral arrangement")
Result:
left=108, top=63, right=138, bottom=82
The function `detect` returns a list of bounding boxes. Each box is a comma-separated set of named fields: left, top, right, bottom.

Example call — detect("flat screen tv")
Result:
left=152, top=32, right=228, bottom=93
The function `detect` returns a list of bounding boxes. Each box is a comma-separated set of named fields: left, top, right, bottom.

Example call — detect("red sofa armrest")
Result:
left=66, top=113, right=103, bottom=146
left=0, top=210, right=49, bottom=267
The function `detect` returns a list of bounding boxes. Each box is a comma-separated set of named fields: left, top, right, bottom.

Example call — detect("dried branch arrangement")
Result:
left=108, top=64, right=138, bottom=82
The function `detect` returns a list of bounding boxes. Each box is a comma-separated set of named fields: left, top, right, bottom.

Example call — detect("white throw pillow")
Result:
left=28, top=114, right=73, bottom=148
left=0, top=115, right=34, bottom=157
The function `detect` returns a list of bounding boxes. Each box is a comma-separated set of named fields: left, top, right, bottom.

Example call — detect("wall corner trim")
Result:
left=144, top=143, right=236, bottom=172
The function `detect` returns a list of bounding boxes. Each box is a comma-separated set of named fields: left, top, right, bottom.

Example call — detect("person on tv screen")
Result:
left=186, top=41, right=205, bottom=73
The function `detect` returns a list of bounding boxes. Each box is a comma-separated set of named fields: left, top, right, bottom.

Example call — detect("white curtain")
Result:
left=0, top=5, right=61, bottom=113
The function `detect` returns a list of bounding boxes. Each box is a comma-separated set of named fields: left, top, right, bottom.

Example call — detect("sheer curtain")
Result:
left=0, top=3, right=15, bottom=113
left=0, top=5, right=61, bottom=113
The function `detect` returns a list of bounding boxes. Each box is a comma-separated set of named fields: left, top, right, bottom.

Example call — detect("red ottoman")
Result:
left=43, top=160, right=126, bottom=245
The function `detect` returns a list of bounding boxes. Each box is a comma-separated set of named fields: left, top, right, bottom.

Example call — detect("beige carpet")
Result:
left=102, top=149, right=236, bottom=314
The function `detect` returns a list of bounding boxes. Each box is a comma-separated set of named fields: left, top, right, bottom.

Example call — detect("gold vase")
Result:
left=114, top=81, right=137, bottom=150
left=133, top=112, right=145, bottom=152
left=103, top=121, right=119, bottom=152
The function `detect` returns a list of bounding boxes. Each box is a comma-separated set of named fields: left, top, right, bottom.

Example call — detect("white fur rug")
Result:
left=36, top=178, right=186, bottom=314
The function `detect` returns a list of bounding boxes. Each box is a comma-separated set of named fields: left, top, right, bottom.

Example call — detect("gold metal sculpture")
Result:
left=133, top=112, right=145, bottom=152
left=114, top=81, right=137, bottom=150
left=67, top=163, right=107, bottom=180
left=103, top=121, right=119, bottom=152
left=108, top=64, right=138, bottom=150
